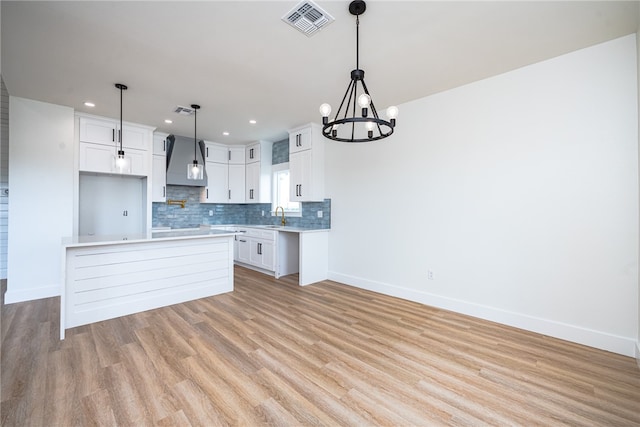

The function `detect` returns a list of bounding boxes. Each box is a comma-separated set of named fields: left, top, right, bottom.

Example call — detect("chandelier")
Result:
left=319, top=0, right=398, bottom=143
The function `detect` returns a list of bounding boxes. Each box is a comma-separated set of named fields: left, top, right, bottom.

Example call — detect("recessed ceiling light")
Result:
left=84, top=102, right=95, bottom=107
left=164, top=119, right=173, bottom=124
left=223, top=131, right=230, bottom=136
left=249, top=120, right=257, bottom=124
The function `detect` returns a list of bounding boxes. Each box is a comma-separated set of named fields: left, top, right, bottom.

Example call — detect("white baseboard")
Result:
left=4, top=284, right=60, bottom=304
left=328, top=271, right=636, bottom=357
left=636, top=341, right=640, bottom=370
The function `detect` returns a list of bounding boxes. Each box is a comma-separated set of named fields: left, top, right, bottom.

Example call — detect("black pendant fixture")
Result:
left=187, top=104, right=203, bottom=180
left=319, top=0, right=398, bottom=143
left=115, top=83, right=128, bottom=172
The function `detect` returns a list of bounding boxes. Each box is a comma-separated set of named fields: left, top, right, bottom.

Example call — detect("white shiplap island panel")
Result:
left=61, top=229, right=235, bottom=339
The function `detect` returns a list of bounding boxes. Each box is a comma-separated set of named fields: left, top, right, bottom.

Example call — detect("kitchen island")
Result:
left=60, top=228, right=236, bottom=339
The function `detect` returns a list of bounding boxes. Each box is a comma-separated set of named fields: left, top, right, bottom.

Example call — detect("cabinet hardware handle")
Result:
left=228, top=151, right=231, bottom=161
left=163, top=139, right=166, bottom=152
left=206, top=189, right=209, bottom=199
left=206, top=147, right=209, bottom=158
left=239, top=239, right=246, bottom=243
left=163, top=186, right=165, bottom=197
left=228, top=189, right=231, bottom=200
left=118, top=129, right=121, bottom=143
left=112, top=129, right=115, bottom=142
left=299, top=185, right=302, bottom=197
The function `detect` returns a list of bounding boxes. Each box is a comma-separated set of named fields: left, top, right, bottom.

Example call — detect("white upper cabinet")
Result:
left=289, top=126, right=312, bottom=154
left=204, top=142, right=228, bottom=163
left=78, top=115, right=153, bottom=177
left=288, top=123, right=324, bottom=202
left=245, top=143, right=261, bottom=163
left=152, top=155, right=166, bottom=202
left=228, top=164, right=246, bottom=203
left=202, top=161, right=228, bottom=203
left=152, top=132, right=168, bottom=202
left=228, top=147, right=245, bottom=165
left=244, top=141, right=272, bottom=204
left=153, top=132, right=168, bottom=155
left=79, top=116, right=150, bottom=151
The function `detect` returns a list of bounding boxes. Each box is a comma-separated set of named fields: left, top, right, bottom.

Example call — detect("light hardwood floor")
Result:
left=2, top=267, right=640, bottom=426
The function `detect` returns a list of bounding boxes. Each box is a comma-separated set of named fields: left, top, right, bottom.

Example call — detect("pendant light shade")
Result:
left=319, top=0, right=397, bottom=143
left=114, top=83, right=130, bottom=173
left=187, top=104, right=203, bottom=180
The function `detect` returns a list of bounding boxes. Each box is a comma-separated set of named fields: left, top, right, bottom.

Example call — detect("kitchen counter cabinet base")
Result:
left=61, top=235, right=234, bottom=339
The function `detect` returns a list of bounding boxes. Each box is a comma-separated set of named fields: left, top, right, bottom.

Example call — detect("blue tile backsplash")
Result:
left=154, top=137, right=330, bottom=229
left=153, top=185, right=330, bottom=229
left=272, top=138, right=289, bottom=165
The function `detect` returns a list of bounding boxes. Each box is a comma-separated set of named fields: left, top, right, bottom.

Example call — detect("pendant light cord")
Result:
left=119, top=86, right=123, bottom=151
left=355, top=15, right=360, bottom=70
left=194, top=108, right=197, bottom=160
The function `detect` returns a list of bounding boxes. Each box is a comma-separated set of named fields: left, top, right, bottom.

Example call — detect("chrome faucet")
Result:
left=275, top=206, right=286, bottom=226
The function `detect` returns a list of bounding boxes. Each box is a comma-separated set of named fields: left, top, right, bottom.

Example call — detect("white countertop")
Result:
left=63, top=228, right=236, bottom=248
left=206, top=224, right=330, bottom=234
left=63, top=224, right=330, bottom=248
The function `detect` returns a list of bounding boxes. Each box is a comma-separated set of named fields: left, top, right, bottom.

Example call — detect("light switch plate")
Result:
left=317, top=210, right=323, bottom=218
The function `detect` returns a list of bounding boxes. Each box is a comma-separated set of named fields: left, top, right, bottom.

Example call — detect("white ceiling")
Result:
left=2, top=1, right=638, bottom=145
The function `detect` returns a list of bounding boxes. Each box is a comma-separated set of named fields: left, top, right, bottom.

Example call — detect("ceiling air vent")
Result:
left=173, top=105, right=195, bottom=116
left=282, top=1, right=334, bottom=37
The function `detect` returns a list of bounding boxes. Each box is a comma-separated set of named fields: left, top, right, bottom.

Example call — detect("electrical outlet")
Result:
left=317, top=210, right=323, bottom=218
left=261, top=210, right=265, bottom=217
left=209, top=210, right=213, bottom=216
left=428, top=270, right=434, bottom=280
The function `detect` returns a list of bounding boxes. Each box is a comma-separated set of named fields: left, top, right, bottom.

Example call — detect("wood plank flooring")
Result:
left=2, top=267, right=640, bottom=426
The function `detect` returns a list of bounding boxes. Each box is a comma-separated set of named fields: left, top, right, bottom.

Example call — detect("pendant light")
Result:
left=114, top=83, right=129, bottom=172
left=319, top=0, right=397, bottom=142
left=187, top=104, right=203, bottom=180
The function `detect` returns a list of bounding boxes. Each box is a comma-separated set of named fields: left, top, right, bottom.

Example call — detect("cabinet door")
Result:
left=127, top=149, right=148, bottom=176
left=236, top=236, right=250, bottom=263
left=290, top=150, right=312, bottom=202
left=153, top=134, right=167, bottom=155
left=289, top=126, right=312, bottom=154
left=259, top=240, right=275, bottom=271
left=204, top=143, right=228, bottom=163
left=228, top=164, right=245, bottom=203
left=249, top=239, right=262, bottom=266
left=79, top=142, right=116, bottom=174
left=79, top=142, right=147, bottom=176
left=228, top=147, right=245, bottom=165
left=245, top=143, right=260, bottom=163
left=152, top=155, right=166, bottom=202
left=79, top=117, right=117, bottom=146
left=203, top=162, right=228, bottom=203
left=245, top=161, right=259, bottom=202
left=121, top=124, right=150, bottom=151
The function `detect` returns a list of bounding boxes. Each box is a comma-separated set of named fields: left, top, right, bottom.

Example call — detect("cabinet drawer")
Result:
left=244, top=228, right=276, bottom=240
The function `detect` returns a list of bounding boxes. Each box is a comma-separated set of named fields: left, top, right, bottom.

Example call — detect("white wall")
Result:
left=326, top=35, right=639, bottom=357
left=6, top=97, right=74, bottom=303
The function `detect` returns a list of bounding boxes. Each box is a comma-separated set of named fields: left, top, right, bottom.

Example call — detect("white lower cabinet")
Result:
left=236, top=234, right=250, bottom=264
left=249, top=239, right=275, bottom=271
left=235, top=228, right=276, bottom=273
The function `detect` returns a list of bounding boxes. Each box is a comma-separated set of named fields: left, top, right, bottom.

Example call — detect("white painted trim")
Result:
left=636, top=341, right=640, bottom=370
left=4, top=284, right=60, bottom=304
left=328, top=271, right=636, bottom=357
